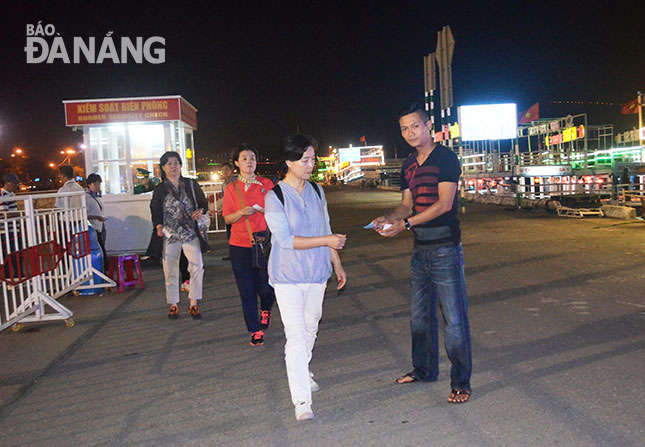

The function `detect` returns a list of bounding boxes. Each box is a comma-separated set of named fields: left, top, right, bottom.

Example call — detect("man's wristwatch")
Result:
left=403, top=218, right=412, bottom=230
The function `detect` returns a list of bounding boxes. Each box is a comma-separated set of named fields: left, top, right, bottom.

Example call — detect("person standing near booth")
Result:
left=55, top=165, right=84, bottom=209
left=134, top=168, right=155, bottom=194
left=85, top=173, right=107, bottom=270
left=1, top=174, right=22, bottom=273
left=222, top=144, right=275, bottom=347
left=0, top=173, right=20, bottom=214
left=264, top=134, right=347, bottom=421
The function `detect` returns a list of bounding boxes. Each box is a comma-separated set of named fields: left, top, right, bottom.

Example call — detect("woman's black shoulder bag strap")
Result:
left=272, top=181, right=321, bottom=207
left=265, top=181, right=321, bottom=261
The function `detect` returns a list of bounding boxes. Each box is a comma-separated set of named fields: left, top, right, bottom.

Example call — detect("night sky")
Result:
left=1, top=1, right=643, bottom=162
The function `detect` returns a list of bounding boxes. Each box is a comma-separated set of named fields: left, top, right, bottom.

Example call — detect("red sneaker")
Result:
left=260, top=310, right=271, bottom=330
left=250, top=330, right=264, bottom=346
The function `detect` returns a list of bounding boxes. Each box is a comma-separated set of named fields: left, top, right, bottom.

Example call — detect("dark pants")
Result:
left=229, top=244, right=275, bottom=333
left=96, top=229, right=107, bottom=272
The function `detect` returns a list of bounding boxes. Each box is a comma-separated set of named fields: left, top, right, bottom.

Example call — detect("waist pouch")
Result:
left=413, top=225, right=458, bottom=248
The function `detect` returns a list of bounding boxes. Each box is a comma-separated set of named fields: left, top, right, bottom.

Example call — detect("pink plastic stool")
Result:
left=108, top=254, right=145, bottom=293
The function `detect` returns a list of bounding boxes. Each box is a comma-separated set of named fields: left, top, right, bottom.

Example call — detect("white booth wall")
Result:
left=102, top=193, right=153, bottom=254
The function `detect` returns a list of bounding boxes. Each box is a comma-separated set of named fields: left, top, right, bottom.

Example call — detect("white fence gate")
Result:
left=199, top=181, right=227, bottom=234
left=0, top=191, right=115, bottom=333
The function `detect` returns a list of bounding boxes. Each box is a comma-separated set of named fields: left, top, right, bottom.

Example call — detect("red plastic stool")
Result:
left=108, top=254, right=145, bottom=293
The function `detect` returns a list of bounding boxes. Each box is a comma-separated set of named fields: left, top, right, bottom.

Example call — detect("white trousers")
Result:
left=162, top=237, right=203, bottom=305
left=274, top=282, right=327, bottom=405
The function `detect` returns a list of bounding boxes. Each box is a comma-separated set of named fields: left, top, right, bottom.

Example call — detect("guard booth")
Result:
left=63, top=95, right=198, bottom=253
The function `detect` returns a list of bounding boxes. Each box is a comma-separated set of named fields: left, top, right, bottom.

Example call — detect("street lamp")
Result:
left=59, top=148, right=77, bottom=165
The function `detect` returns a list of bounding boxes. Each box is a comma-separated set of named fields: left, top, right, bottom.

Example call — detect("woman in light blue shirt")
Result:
left=265, top=134, right=347, bottom=421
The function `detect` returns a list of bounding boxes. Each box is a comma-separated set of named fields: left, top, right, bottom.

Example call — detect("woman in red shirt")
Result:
left=222, top=144, right=276, bottom=346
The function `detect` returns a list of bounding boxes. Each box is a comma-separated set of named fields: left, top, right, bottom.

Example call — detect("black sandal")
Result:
left=396, top=371, right=419, bottom=384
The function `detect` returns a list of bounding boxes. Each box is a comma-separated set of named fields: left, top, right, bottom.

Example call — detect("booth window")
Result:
left=87, top=121, right=194, bottom=194
left=129, top=124, right=165, bottom=160
left=89, top=126, right=127, bottom=194
left=89, top=123, right=167, bottom=194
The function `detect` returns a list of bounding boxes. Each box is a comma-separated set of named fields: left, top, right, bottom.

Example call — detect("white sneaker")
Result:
left=310, top=372, right=320, bottom=392
left=295, top=401, right=314, bottom=421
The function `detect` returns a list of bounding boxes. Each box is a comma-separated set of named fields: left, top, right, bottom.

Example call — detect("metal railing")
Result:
left=467, top=181, right=645, bottom=205
left=1, top=191, right=115, bottom=333
left=196, top=181, right=227, bottom=233
left=459, top=146, right=645, bottom=177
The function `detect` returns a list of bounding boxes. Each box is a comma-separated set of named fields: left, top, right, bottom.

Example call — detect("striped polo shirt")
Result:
left=400, top=144, right=461, bottom=246
left=0, top=188, right=18, bottom=212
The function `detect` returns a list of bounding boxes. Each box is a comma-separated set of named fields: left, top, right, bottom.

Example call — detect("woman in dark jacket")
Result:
left=150, top=151, right=209, bottom=319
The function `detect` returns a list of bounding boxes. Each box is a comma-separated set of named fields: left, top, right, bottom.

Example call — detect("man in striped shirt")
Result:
left=1, top=173, right=22, bottom=268
left=371, top=103, right=472, bottom=404
left=0, top=173, right=20, bottom=213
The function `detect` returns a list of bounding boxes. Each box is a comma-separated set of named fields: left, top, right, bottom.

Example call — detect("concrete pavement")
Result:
left=1, top=187, right=643, bottom=446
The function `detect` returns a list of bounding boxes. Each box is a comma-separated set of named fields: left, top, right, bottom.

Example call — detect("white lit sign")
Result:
left=458, top=103, right=517, bottom=141
left=338, top=148, right=361, bottom=165
left=519, top=165, right=572, bottom=177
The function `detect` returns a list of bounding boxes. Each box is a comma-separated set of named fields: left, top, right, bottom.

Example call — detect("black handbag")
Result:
left=234, top=182, right=269, bottom=269
left=250, top=230, right=269, bottom=269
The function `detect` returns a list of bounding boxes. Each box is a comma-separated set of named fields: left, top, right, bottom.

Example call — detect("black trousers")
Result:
left=229, top=245, right=275, bottom=333
left=96, top=229, right=107, bottom=272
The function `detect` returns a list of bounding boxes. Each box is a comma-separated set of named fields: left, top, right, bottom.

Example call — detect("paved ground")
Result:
left=1, top=187, right=643, bottom=446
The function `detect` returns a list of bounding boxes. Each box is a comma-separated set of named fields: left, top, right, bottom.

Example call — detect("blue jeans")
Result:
left=410, top=243, right=472, bottom=391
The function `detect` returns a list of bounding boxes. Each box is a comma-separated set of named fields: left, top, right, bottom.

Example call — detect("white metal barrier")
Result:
left=0, top=191, right=115, bottom=333
left=199, top=181, right=227, bottom=233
